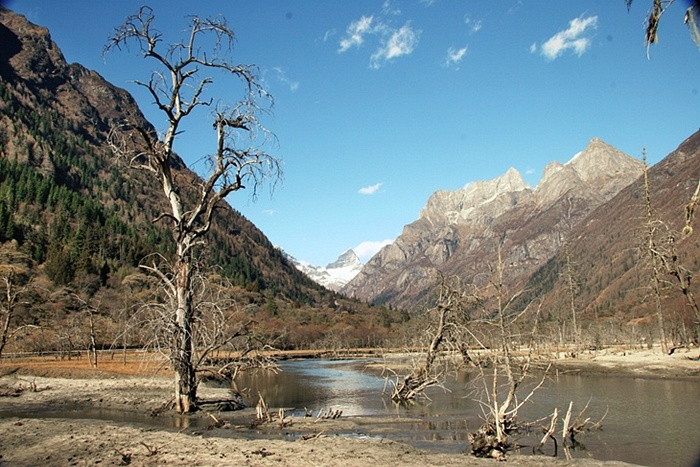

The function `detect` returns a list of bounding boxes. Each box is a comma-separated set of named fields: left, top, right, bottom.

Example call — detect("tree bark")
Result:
left=174, top=253, right=197, bottom=414
left=0, top=306, right=11, bottom=358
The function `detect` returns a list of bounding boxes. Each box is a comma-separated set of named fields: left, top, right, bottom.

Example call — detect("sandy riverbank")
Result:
left=0, top=348, right=697, bottom=466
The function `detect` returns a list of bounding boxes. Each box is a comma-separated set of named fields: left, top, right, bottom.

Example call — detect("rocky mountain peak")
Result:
left=461, top=167, right=528, bottom=201
left=327, top=249, right=361, bottom=270
left=420, top=167, right=528, bottom=226
left=536, top=138, right=643, bottom=206
left=568, top=137, right=641, bottom=182
left=0, top=7, right=67, bottom=85
left=344, top=139, right=644, bottom=311
left=0, top=8, right=152, bottom=142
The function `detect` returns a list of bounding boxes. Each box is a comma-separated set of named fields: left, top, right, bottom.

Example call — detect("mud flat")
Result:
left=548, top=346, right=700, bottom=379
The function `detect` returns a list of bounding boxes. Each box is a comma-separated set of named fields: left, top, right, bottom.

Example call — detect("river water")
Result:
left=1, top=358, right=697, bottom=466
left=234, top=359, right=700, bottom=467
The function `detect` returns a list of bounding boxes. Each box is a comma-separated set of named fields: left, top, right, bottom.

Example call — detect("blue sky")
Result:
left=6, top=0, right=700, bottom=266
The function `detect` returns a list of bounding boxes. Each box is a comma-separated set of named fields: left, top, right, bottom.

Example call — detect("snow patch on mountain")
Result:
left=284, top=249, right=363, bottom=291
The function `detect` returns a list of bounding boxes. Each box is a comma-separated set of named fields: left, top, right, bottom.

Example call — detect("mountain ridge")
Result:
left=343, top=138, right=645, bottom=311
left=529, top=128, right=700, bottom=331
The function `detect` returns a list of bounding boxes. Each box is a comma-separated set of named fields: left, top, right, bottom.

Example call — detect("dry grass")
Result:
left=0, top=347, right=386, bottom=379
left=0, top=351, right=172, bottom=378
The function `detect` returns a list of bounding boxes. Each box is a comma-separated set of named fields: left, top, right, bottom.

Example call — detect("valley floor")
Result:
left=0, top=348, right=697, bottom=466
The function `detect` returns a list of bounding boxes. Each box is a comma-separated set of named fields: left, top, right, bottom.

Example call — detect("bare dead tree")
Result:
left=625, top=0, right=700, bottom=56
left=123, top=259, right=272, bottom=410
left=683, top=179, right=700, bottom=236
left=389, top=281, right=450, bottom=402
left=641, top=150, right=669, bottom=354
left=0, top=242, right=33, bottom=358
left=562, top=197, right=580, bottom=349
left=387, top=273, right=482, bottom=403
left=467, top=244, right=548, bottom=460
left=104, top=6, right=281, bottom=413
left=72, top=291, right=105, bottom=368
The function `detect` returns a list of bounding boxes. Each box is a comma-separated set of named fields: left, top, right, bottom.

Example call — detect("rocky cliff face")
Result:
left=343, top=138, right=644, bottom=310
left=0, top=8, right=151, bottom=141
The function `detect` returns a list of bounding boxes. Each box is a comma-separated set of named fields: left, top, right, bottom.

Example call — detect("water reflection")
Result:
left=234, top=359, right=700, bottom=466
left=235, top=359, right=387, bottom=417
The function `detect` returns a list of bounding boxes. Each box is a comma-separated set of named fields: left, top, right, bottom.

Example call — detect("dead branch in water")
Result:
left=255, top=392, right=271, bottom=423
left=537, top=408, right=559, bottom=453
left=389, top=275, right=462, bottom=402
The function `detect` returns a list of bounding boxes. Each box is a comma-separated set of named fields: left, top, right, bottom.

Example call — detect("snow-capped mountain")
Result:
left=284, top=249, right=363, bottom=291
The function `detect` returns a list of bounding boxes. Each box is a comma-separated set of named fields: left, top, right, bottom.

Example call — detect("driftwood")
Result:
left=251, top=394, right=296, bottom=428
left=468, top=418, right=516, bottom=460
left=208, top=412, right=225, bottom=428
left=315, top=408, right=342, bottom=420
left=562, top=399, right=607, bottom=446
left=301, top=431, right=325, bottom=441
left=0, top=377, right=49, bottom=397
left=198, top=392, right=245, bottom=412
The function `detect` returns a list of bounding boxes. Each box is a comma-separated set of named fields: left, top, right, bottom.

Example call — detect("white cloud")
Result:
left=354, top=239, right=393, bottom=263
left=358, top=182, right=383, bottom=195
left=382, top=0, right=401, bottom=16
left=339, top=15, right=375, bottom=52
left=370, top=22, right=420, bottom=69
left=539, top=15, right=598, bottom=61
left=464, top=16, right=482, bottom=34
left=322, top=29, right=336, bottom=42
left=272, top=67, right=299, bottom=92
left=338, top=12, right=421, bottom=69
left=445, top=45, right=468, bottom=68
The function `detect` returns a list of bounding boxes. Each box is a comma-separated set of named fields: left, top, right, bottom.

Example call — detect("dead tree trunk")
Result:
left=391, top=303, right=447, bottom=402
left=173, top=252, right=197, bottom=413
left=564, top=240, right=579, bottom=348
left=87, top=308, right=98, bottom=369
left=0, top=248, right=32, bottom=359
left=468, top=243, right=547, bottom=460
left=643, top=151, right=669, bottom=354
left=0, top=289, right=13, bottom=358
left=106, top=7, right=281, bottom=414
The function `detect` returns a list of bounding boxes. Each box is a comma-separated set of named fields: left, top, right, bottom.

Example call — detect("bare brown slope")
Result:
left=535, top=129, right=700, bottom=328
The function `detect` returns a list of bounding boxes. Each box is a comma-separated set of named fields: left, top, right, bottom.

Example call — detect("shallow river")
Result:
left=2, top=359, right=698, bottom=466
left=234, top=359, right=700, bottom=467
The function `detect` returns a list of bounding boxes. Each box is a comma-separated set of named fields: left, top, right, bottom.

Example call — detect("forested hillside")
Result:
left=0, top=7, right=407, bottom=356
